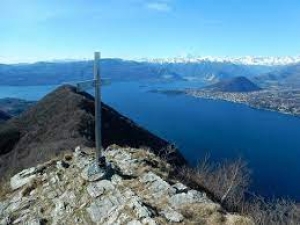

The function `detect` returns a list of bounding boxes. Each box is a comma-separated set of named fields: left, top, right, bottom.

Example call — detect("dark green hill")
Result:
left=0, top=85, right=186, bottom=178
left=206, top=76, right=262, bottom=93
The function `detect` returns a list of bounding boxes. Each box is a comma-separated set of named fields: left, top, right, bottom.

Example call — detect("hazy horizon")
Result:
left=1, top=55, right=300, bottom=66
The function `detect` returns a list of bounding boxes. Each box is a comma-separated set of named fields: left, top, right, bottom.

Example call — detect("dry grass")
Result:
left=179, top=156, right=300, bottom=225
left=21, top=177, right=43, bottom=197
left=225, top=215, right=254, bottom=225
left=0, top=179, right=10, bottom=199
left=180, top=203, right=226, bottom=225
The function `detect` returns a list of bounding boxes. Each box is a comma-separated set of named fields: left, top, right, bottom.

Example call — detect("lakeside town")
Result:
left=185, top=88, right=300, bottom=117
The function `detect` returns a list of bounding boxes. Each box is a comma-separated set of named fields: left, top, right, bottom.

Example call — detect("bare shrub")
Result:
left=179, top=156, right=250, bottom=211
left=159, top=144, right=181, bottom=166
left=243, top=195, right=300, bottom=225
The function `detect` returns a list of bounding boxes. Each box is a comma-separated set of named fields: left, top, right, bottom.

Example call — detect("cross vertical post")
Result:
left=94, top=52, right=102, bottom=163
left=73, top=52, right=110, bottom=181
left=84, top=51, right=109, bottom=181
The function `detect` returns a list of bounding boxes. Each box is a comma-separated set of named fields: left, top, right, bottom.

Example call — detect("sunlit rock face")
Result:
left=0, top=145, right=254, bottom=225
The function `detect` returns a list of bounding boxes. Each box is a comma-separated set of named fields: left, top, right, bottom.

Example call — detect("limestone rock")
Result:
left=10, top=167, right=38, bottom=190
left=140, top=172, right=173, bottom=197
left=87, top=195, right=125, bottom=223
left=169, top=190, right=212, bottom=209
left=161, top=210, right=184, bottom=223
left=27, top=218, right=44, bottom=225
left=140, top=172, right=159, bottom=183
left=127, top=220, right=142, bottom=225
left=172, top=183, right=188, bottom=193
left=0, top=146, right=254, bottom=225
left=111, top=174, right=123, bottom=185
left=0, top=217, right=10, bottom=225
left=86, top=180, right=115, bottom=198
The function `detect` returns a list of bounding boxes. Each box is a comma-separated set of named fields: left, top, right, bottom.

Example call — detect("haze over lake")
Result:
left=1, top=81, right=300, bottom=200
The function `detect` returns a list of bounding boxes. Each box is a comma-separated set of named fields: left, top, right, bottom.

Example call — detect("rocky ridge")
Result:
left=0, top=85, right=186, bottom=179
left=0, top=146, right=253, bottom=225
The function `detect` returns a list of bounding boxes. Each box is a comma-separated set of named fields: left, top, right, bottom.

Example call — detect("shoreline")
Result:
left=186, top=92, right=300, bottom=119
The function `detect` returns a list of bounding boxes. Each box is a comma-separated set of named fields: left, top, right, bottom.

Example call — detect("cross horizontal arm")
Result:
left=76, top=79, right=96, bottom=91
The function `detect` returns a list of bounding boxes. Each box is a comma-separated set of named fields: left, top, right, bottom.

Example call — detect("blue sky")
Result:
left=1, top=0, right=300, bottom=62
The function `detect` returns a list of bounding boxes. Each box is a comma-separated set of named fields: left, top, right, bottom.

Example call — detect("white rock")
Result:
left=6, top=196, right=33, bottom=214
left=87, top=195, right=125, bottom=223
left=161, top=210, right=184, bottom=223
left=127, top=220, right=142, bottom=225
left=75, top=146, right=81, bottom=153
left=150, top=179, right=170, bottom=194
left=169, top=190, right=211, bottom=209
left=102, top=206, right=126, bottom=225
left=139, top=172, right=159, bottom=183
left=52, top=200, right=66, bottom=216
left=172, top=183, right=188, bottom=193
left=10, top=167, right=37, bottom=190
left=12, top=214, right=29, bottom=224
left=56, top=161, right=69, bottom=170
left=127, top=197, right=152, bottom=219
left=49, top=175, right=60, bottom=184
left=106, top=150, right=138, bottom=176
left=140, top=172, right=171, bottom=197
left=74, top=149, right=92, bottom=169
left=0, top=202, right=8, bottom=217
left=60, top=191, right=77, bottom=207
left=86, top=180, right=115, bottom=198
left=0, top=217, right=10, bottom=225
left=141, top=218, right=157, bottom=225
left=111, top=174, right=123, bottom=185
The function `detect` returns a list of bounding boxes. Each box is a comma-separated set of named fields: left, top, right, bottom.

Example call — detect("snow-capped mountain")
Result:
left=1, top=56, right=299, bottom=86
left=138, top=56, right=300, bottom=66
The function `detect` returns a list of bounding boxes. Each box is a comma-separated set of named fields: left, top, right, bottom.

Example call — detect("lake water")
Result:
left=1, top=81, right=300, bottom=200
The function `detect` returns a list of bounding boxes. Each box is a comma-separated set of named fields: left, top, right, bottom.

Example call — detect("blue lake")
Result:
left=1, top=81, right=300, bottom=200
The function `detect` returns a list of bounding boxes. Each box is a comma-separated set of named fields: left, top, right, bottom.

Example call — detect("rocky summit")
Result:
left=0, top=146, right=253, bottom=225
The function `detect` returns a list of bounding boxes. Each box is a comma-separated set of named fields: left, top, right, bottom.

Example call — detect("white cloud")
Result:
left=146, top=1, right=172, bottom=12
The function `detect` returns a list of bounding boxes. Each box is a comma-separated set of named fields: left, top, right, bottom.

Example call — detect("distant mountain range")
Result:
left=205, top=76, right=262, bottom=93
left=0, top=59, right=275, bottom=86
left=0, top=60, right=183, bottom=86
left=141, top=56, right=300, bottom=66
left=1, top=58, right=299, bottom=87
left=254, top=63, right=300, bottom=88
